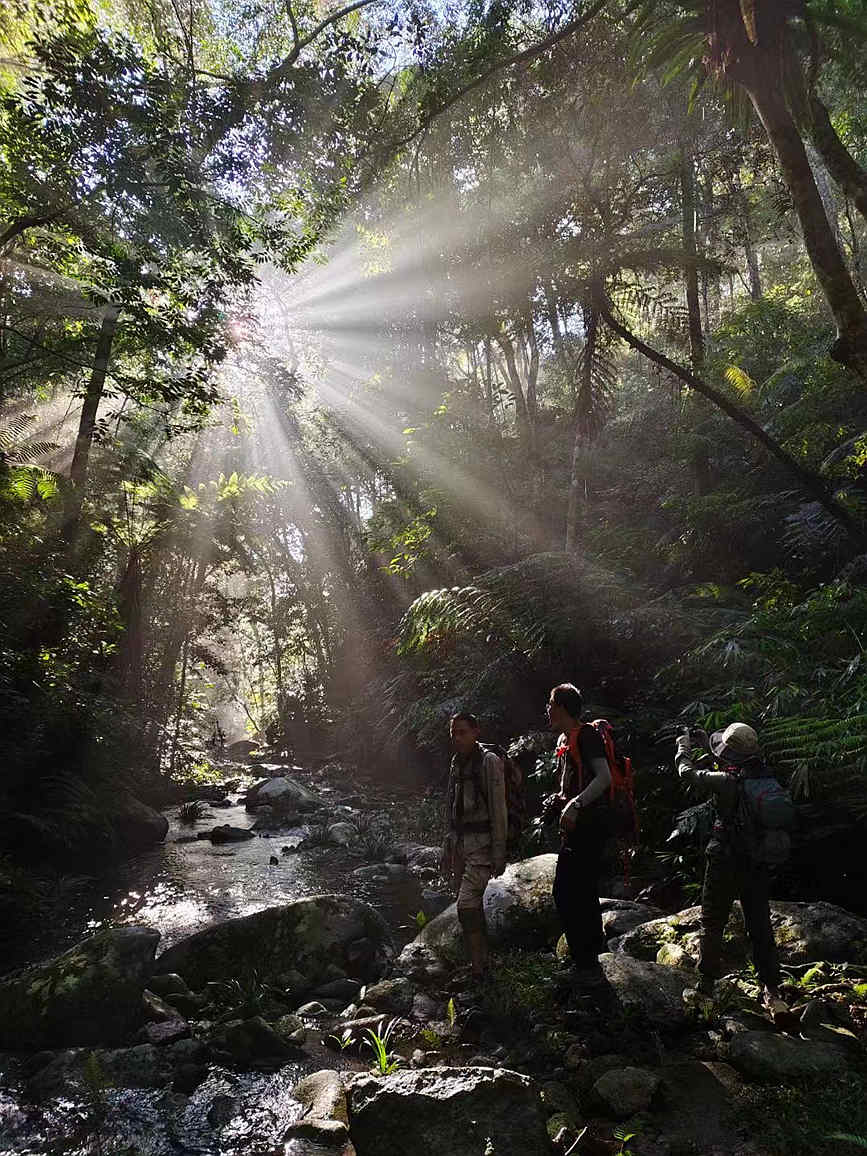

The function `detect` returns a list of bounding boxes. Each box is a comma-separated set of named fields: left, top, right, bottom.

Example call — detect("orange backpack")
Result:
left=572, top=719, right=639, bottom=843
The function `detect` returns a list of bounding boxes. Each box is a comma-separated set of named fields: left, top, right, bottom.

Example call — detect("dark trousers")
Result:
left=553, top=825, right=607, bottom=968
left=698, top=844, right=780, bottom=989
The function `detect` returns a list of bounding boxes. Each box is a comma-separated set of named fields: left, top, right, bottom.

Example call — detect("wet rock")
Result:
left=599, top=952, right=694, bottom=1029
left=28, top=1040, right=205, bottom=1097
left=208, top=824, right=255, bottom=844
left=314, top=978, right=362, bottom=1002
left=593, top=1067, right=661, bottom=1117
left=153, top=896, right=394, bottom=988
left=108, top=792, right=169, bottom=851
left=397, top=855, right=559, bottom=977
left=285, top=1069, right=350, bottom=1144
left=297, top=1002, right=329, bottom=1017
left=255, top=776, right=320, bottom=814
left=0, top=926, right=159, bottom=1049
left=727, top=1030, right=849, bottom=1081
left=348, top=1067, right=550, bottom=1156
left=214, top=1015, right=301, bottom=1066
left=143, top=989, right=181, bottom=1023
left=364, top=978, right=415, bottom=1016
left=275, top=1013, right=308, bottom=1046
left=138, top=1019, right=191, bottom=1046
left=617, top=900, right=867, bottom=968
left=352, top=863, right=408, bottom=881
left=164, top=991, right=207, bottom=1017
left=388, top=844, right=441, bottom=869
left=146, top=973, right=191, bottom=999
left=328, top=822, right=358, bottom=846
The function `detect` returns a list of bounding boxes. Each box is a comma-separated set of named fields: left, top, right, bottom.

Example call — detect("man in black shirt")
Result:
left=547, top=683, right=612, bottom=972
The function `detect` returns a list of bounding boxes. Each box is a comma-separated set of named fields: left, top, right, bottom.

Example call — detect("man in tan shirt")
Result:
left=440, top=712, right=508, bottom=979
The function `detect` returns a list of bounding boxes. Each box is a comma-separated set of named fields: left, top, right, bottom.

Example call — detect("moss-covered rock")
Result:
left=616, top=901, right=867, bottom=969
left=153, top=895, right=393, bottom=988
left=0, top=926, right=160, bottom=1049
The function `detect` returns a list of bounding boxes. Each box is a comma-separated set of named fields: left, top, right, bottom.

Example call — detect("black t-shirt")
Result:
left=558, top=723, right=606, bottom=798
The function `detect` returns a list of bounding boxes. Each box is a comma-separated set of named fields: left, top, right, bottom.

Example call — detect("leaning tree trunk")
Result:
left=600, top=304, right=864, bottom=543
left=744, top=75, right=867, bottom=379
left=64, top=303, right=120, bottom=542
left=807, top=95, right=867, bottom=225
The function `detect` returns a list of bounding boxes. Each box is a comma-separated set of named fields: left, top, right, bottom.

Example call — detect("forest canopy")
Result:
left=1, top=0, right=866, bottom=858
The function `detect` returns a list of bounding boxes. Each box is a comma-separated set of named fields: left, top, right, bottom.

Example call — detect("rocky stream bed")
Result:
left=1, top=759, right=866, bottom=1156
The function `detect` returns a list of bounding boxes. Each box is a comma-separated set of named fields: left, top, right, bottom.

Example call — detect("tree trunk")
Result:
left=565, top=306, right=598, bottom=551
left=494, top=330, right=532, bottom=448
left=679, top=144, right=704, bottom=367
left=116, top=545, right=144, bottom=700
left=64, top=304, right=120, bottom=539
left=745, top=76, right=867, bottom=378
left=807, top=95, right=867, bottom=224
left=600, top=304, right=864, bottom=542
left=734, top=175, right=763, bottom=300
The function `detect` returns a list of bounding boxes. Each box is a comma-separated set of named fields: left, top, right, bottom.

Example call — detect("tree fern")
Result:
left=0, top=414, right=60, bottom=500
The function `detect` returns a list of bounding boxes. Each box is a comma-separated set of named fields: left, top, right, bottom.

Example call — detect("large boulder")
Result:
left=0, top=926, right=160, bottom=1049
left=109, top=793, right=169, bottom=851
left=599, top=952, right=695, bottom=1029
left=154, top=895, right=393, bottom=987
left=348, top=1067, right=550, bottom=1156
left=247, top=775, right=319, bottom=814
left=397, top=855, right=559, bottom=977
left=616, top=901, right=867, bottom=968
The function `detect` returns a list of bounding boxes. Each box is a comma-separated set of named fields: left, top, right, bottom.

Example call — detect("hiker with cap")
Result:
left=675, top=721, right=789, bottom=1015
left=441, top=711, right=508, bottom=980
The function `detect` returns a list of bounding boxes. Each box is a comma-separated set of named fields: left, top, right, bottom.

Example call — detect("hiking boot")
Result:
left=762, top=987, right=788, bottom=1022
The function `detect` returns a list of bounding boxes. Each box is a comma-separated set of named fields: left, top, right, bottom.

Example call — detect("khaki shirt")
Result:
left=448, top=747, right=508, bottom=865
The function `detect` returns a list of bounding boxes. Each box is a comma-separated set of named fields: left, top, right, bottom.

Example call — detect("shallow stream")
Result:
left=0, top=768, right=440, bottom=1155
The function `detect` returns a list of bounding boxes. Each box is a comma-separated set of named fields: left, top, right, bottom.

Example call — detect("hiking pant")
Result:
left=553, top=823, right=607, bottom=968
left=454, top=846, right=493, bottom=914
left=698, top=843, right=780, bottom=989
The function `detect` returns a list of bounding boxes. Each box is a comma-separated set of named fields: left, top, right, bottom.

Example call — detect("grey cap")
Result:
left=709, top=722, right=760, bottom=764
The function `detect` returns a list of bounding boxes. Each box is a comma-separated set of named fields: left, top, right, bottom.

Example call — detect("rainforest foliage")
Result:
left=1, top=0, right=866, bottom=859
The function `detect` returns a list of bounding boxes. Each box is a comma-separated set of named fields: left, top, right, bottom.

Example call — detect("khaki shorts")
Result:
left=456, top=852, right=492, bottom=911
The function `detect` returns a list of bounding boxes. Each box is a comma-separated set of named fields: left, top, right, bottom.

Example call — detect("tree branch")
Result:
left=599, top=304, right=864, bottom=541
left=268, top=0, right=382, bottom=84
left=391, top=0, right=612, bottom=152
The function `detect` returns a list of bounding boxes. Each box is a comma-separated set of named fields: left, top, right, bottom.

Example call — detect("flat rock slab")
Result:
left=0, top=926, right=159, bottom=1050
left=727, top=1030, right=850, bottom=1082
left=154, top=895, right=393, bottom=988
left=348, top=1067, right=550, bottom=1156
